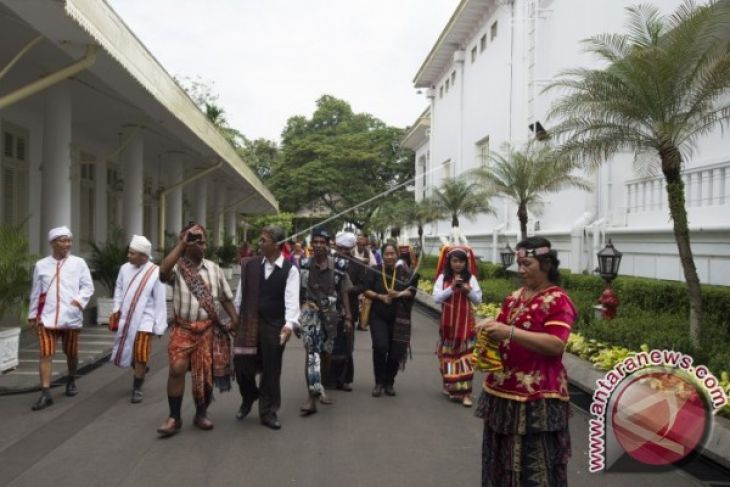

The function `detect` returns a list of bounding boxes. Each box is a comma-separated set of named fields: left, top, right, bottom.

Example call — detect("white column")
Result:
left=41, top=83, right=72, bottom=237
left=70, top=147, right=81, bottom=240
left=122, top=129, right=144, bottom=240
left=149, top=170, right=159, bottom=249
left=165, top=158, right=184, bottom=236
left=195, top=178, right=207, bottom=227
left=94, top=157, right=107, bottom=243
left=226, top=210, right=237, bottom=240
left=215, top=188, right=225, bottom=246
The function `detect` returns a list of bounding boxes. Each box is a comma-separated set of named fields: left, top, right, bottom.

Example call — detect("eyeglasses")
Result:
left=515, top=246, right=550, bottom=258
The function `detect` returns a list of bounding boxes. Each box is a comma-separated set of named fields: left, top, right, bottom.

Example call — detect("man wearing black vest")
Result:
left=233, top=225, right=300, bottom=430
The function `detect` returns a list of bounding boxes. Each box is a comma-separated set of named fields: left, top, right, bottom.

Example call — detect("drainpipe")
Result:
left=590, top=217, right=607, bottom=272
left=157, top=159, right=224, bottom=251
left=0, top=35, right=43, bottom=81
left=0, top=44, right=97, bottom=110
left=569, top=211, right=595, bottom=273
left=492, top=223, right=506, bottom=264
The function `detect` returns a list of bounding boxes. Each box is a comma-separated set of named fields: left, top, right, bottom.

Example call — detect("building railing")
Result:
left=624, top=160, right=730, bottom=213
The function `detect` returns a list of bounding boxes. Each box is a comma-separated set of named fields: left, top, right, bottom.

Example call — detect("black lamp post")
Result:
left=596, top=239, right=623, bottom=319
left=597, top=239, right=623, bottom=283
left=500, top=243, right=515, bottom=269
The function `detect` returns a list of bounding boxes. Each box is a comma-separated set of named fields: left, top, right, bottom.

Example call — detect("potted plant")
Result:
left=88, top=227, right=127, bottom=325
left=215, top=235, right=238, bottom=280
left=0, top=223, right=35, bottom=372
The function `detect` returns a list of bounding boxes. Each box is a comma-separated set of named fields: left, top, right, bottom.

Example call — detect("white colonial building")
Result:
left=403, top=0, right=730, bottom=285
left=0, top=0, right=276, bottom=258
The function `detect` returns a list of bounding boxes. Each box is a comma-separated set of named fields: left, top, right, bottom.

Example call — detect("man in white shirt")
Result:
left=110, top=235, right=167, bottom=404
left=28, top=226, right=94, bottom=410
left=233, top=225, right=300, bottom=430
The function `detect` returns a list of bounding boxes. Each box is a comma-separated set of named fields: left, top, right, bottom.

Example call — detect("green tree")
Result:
left=178, top=76, right=283, bottom=183
left=431, top=177, right=494, bottom=229
left=546, top=2, right=730, bottom=349
left=241, top=138, right=280, bottom=182
left=471, top=143, right=591, bottom=240
left=270, top=95, right=414, bottom=230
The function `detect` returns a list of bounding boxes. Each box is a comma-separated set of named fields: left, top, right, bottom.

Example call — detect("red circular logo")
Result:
left=611, top=370, right=708, bottom=465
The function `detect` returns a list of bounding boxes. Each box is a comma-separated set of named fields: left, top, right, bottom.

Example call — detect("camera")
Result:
left=454, top=282, right=463, bottom=289
left=186, top=232, right=201, bottom=242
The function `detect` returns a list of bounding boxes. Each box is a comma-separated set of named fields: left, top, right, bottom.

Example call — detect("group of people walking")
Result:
left=28, top=222, right=576, bottom=486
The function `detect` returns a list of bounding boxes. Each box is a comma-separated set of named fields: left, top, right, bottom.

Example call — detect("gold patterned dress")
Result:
left=475, top=286, right=576, bottom=487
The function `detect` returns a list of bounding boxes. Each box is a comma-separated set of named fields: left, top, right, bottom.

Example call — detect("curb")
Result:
left=413, top=293, right=730, bottom=471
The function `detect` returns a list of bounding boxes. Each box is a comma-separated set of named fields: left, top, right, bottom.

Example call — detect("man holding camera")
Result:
left=156, top=223, right=238, bottom=437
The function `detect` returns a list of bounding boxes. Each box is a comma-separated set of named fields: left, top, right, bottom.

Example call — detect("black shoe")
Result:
left=384, top=385, right=396, bottom=396
left=372, top=384, right=384, bottom=397
left=261, top=416, right=281, bottom=430
left=236, top=402, right=253, bottom=420
left=31, top=394, right=54, bottom=411
left=336, top=382, right=353, bottom=392
left=131, top=389, right=143, bottom=404
left=65, top=381, right=78, bottom=397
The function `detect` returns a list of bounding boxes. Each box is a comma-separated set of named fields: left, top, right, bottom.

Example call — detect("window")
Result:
left=107, top=163, right=121, bottom=237
left=442, top=159, right=452, bottom=181
left=445, top=78, right=450, bottom=92
left=419, top=156, right=428, bottom=201
left=439, top=85, right=443, bottom=98
left=480, top=34, right=487, bottom=52
left=1, top=125, right=29, bottom=228
left=79, top=152, right=95, bottom=249
left=491, top=21, right=498, bottom=41
left=475, top=135, right=490, bottom=167
left=3, top=133, right=12, bottom=158
left=471, top=46, right=477, bottom=63
left=451, top=71, right=456, bottom=86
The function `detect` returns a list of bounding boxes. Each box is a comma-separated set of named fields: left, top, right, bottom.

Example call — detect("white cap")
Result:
left=335, top=231, right=356, bottom=249
left=48, top=226, right=72, bottom=242
left=129, top=234, right=152, bottom=256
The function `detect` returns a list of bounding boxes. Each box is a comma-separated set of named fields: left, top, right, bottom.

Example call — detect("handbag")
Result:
left=108, top=311, right=121, bottom=332
left=471, top=329, right=503, bottom=372
left=359, top=295, right=371, bottom=330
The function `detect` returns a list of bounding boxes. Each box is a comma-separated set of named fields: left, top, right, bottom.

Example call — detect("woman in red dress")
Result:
left=475, top=236, right=576, bottom=487
left=432, top=246, right=482, bottom=407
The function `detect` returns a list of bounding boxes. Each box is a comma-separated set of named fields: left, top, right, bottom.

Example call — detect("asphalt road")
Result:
left=0, top=307, right=704, bottom=487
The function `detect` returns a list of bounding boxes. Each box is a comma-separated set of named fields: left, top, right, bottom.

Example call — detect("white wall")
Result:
left=415, top=0, right=730, bottom=284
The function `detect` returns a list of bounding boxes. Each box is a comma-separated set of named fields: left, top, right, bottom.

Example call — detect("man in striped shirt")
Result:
left=28, top=226, right=94, bottom=411
left=156, top=223, right=238, bottom=437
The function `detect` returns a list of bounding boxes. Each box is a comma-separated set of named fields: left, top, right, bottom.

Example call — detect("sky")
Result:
left=107, top=0, right=458, bottom=143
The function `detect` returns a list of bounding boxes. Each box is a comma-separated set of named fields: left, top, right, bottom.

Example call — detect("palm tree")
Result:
left=546, top=2, right=730, bottom=349
left=431, top=177, right=494, bottom=229
left=471, top=143, right=591, bottom=241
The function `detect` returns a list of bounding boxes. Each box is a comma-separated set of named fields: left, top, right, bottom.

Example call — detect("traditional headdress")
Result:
left=434, top=244, right=478, bottom=281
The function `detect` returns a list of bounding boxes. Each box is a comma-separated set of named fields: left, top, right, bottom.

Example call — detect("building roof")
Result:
left=413, top=0, right=496, bottom=88
left=401, top=107, right=430, bottom=151
left=1, top=0, right=278, bottom=214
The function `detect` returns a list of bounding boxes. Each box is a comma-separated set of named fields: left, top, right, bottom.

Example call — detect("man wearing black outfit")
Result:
left=232, top=226, right=300, bottom=430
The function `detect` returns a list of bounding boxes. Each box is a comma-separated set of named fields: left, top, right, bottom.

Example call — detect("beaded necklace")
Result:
left=381, top=266, right=397, bottom=292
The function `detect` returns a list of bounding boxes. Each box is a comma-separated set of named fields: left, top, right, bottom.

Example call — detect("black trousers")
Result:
left=369, top=314, right=400, bottom=386
left=328, top=319, right=354, bottom=387
left=234, top=324, right=285, bottom=419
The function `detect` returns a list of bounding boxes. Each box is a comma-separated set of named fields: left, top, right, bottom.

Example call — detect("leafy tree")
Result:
left=270, top=95, right=414, bottom=230
left=546, top=2, right=730, bottom=349
left=430, top=177, right=494, bottom=229
left=471, top=143, right=591, bottom=240
left=246, top=212, right=296, bottom=242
